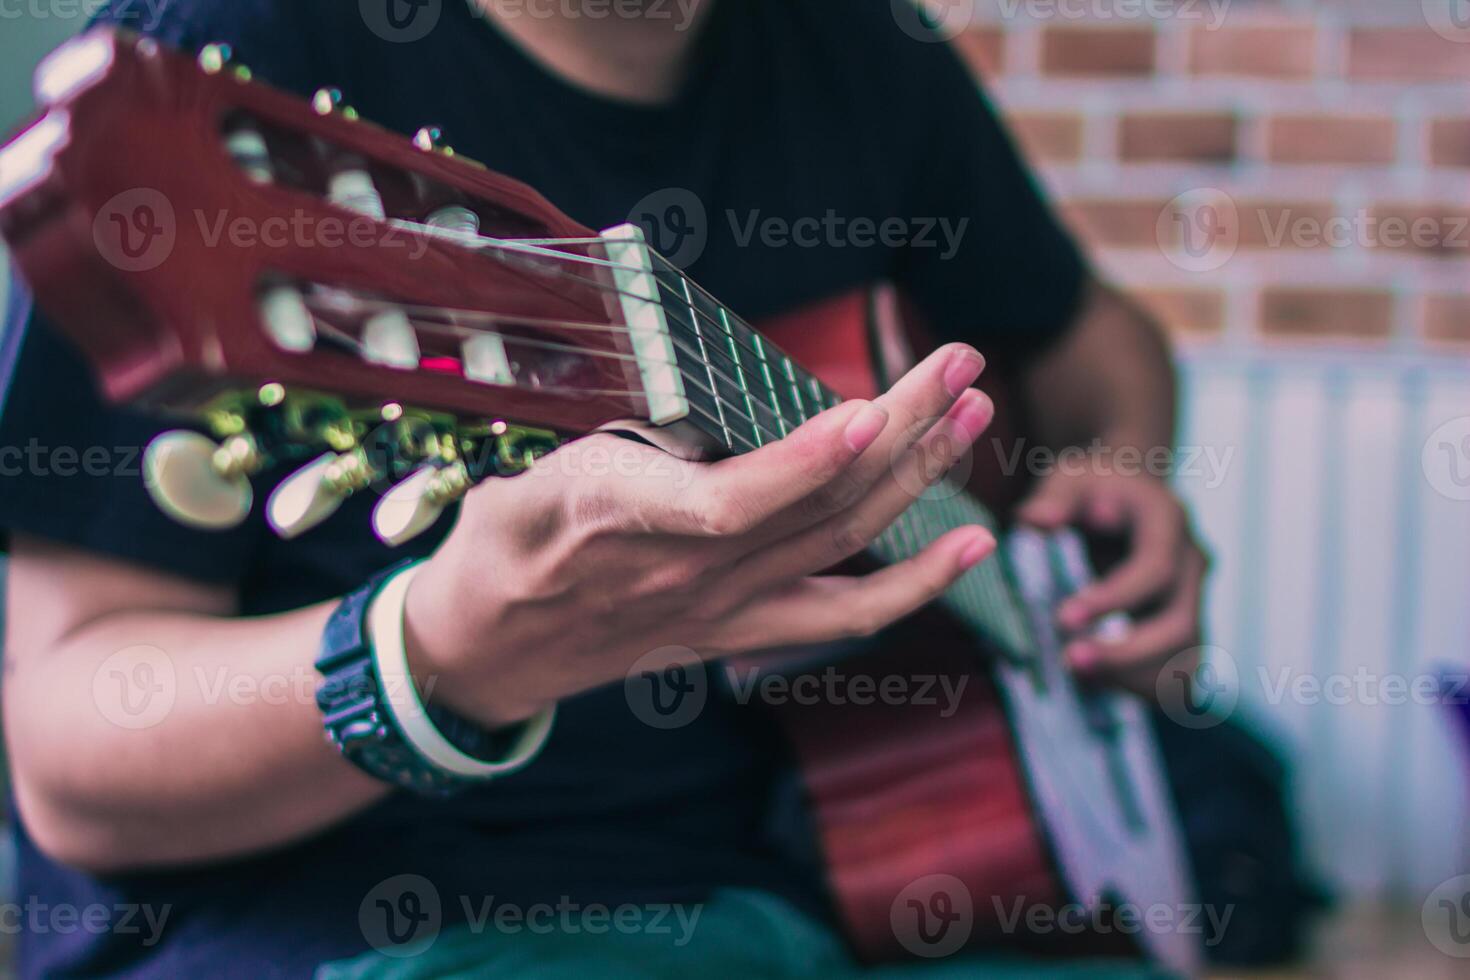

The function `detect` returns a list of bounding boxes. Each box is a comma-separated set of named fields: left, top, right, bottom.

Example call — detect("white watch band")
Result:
left=368, top=562, right=556, bottom=779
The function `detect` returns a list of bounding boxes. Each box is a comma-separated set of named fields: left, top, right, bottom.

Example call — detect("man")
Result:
left=0, top=1, right=1207, bottom=976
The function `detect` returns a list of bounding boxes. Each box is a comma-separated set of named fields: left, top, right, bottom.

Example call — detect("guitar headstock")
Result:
left=0, top=28, right=690, bottom=543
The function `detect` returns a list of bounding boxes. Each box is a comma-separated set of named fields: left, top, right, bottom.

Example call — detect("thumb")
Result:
left=1016, top=473, right=1086, bottom=529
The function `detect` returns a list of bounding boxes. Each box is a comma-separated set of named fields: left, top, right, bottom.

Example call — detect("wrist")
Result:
left=401, top=557, right=552, bottom=729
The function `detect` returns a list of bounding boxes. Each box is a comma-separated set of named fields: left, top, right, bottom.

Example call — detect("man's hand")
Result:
left=1017, top=467, right=1209, bottom=697
left=405, top=344, right=998, bottom=728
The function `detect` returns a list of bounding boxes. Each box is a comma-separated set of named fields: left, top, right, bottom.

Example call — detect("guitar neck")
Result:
left=644, top=256, right=1034, bottom=661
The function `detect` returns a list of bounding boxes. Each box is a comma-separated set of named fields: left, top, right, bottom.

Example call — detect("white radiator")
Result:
left=1178, top=350, right=1470, bottom=899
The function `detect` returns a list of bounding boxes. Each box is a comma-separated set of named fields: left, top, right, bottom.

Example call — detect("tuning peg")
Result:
left=362, top=309, right=420, bottom=369
left=312, top=87, right=358, bottom=121
left=199, top=42, right=252, bottom=82
left=462, top=333, right=513, bottom=385
left=372, top=460, right=470, bottom=547
left=259, top=285, right=316, bottom=352
left=413, top=126, right=450, bottom=154
left=143, top=430, right=255, bottom=530
left=266, top=450, right=372, bottom=539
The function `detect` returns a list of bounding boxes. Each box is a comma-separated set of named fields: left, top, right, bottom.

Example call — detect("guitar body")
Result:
left=759, top=292, right=1199, bottom=972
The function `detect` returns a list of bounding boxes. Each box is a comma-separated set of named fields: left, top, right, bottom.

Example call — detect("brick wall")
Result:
left=946, top=0, right=1470, bottom=351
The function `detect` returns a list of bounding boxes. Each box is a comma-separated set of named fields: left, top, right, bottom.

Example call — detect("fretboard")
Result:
left=647, top=257, right=1034, bottom=661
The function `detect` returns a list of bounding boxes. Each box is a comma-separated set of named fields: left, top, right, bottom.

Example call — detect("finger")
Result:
left=724, top=388, right=993, bottom=589
left=1056, top=497, right=1187, bottom=629
left=1066, top=546, right=1206, bottom=688
left=1016, top=474, right=1088, bottom=529
left=715, top=526, right=996, bottom=650
left=674, top=399, right=889, bottom=536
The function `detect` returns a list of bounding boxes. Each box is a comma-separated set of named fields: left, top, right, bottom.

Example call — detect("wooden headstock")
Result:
left=0, top=28, right=690, bottom=542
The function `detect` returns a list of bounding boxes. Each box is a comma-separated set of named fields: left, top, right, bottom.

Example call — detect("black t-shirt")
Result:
left=0, top=1, right=1086, bottom=976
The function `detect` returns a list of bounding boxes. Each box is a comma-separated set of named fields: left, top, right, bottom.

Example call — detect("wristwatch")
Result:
left=314, top=561, right=555, bottom=796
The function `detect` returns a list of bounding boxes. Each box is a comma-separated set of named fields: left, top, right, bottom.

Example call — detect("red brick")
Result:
left=1349, top=29, right=1470, bottom=82
left=1189, top=25, right=1317, bottom=79
left=1062, top=199, right=1173, bottom=248
left=1259, top=289, right=1393, bottom=340
left=1041, top=27, right=1156, bottom=77
left=1425, top=296, right=1470, bottom=343
left=953, top=25, right=1006, bottom=77
left=1430, top=119, right=1470, bottom=168
left=1119, top=112, right=1238, bottom=163
left=1008, top=111, right=1084, bottom=163
left=1134, top=288, right=1226, bottom=335
left=1266, top=116, right=1397, bottom=165
left=1236, top=201, right=1339, bottom=250
left=1367, top=204, right=1470, bottom=257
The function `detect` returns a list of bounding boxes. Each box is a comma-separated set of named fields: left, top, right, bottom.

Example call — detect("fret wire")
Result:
left=716, top=306, right=764, bottom=447
left=678, top=274, right=734, bottom=451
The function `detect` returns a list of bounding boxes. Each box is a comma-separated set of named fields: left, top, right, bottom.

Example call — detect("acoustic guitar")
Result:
left=0, top=28, right=1198, bottom=974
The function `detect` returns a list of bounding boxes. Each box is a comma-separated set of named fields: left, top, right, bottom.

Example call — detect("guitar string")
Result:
left=312, top=294, right=787, bottom=445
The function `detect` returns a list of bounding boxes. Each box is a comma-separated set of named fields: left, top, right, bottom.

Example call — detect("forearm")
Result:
left=1021, top=280, right=1177, bottom=456
left=4, top=601, right=390, bottom=873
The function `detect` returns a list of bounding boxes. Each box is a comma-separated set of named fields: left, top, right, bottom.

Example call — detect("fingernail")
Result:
left=944, top=349, right=985, bottom=398
left=952, top=391, right=992, bottom=441
left=843, top=403, right=889, bottom=453
left=960, top=530, right=996, bottom=569
left=1057, top=599, right=1089, bottom=631
left=1067, top=642, right=1099, bottom=671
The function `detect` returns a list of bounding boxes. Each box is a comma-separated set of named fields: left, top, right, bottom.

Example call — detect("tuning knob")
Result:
left=372, top=461, right=470, bottom=547
left=362, top=309, right=420, bottom=368
left=143, top=431, right=255, bottom=530
left=265, top=449, right=373, bottom=539
left=413, top=126, right=450, bottom=154
left=311, top=87, right=358, bottom=120
left=259, top=285, right=316, bottom=352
